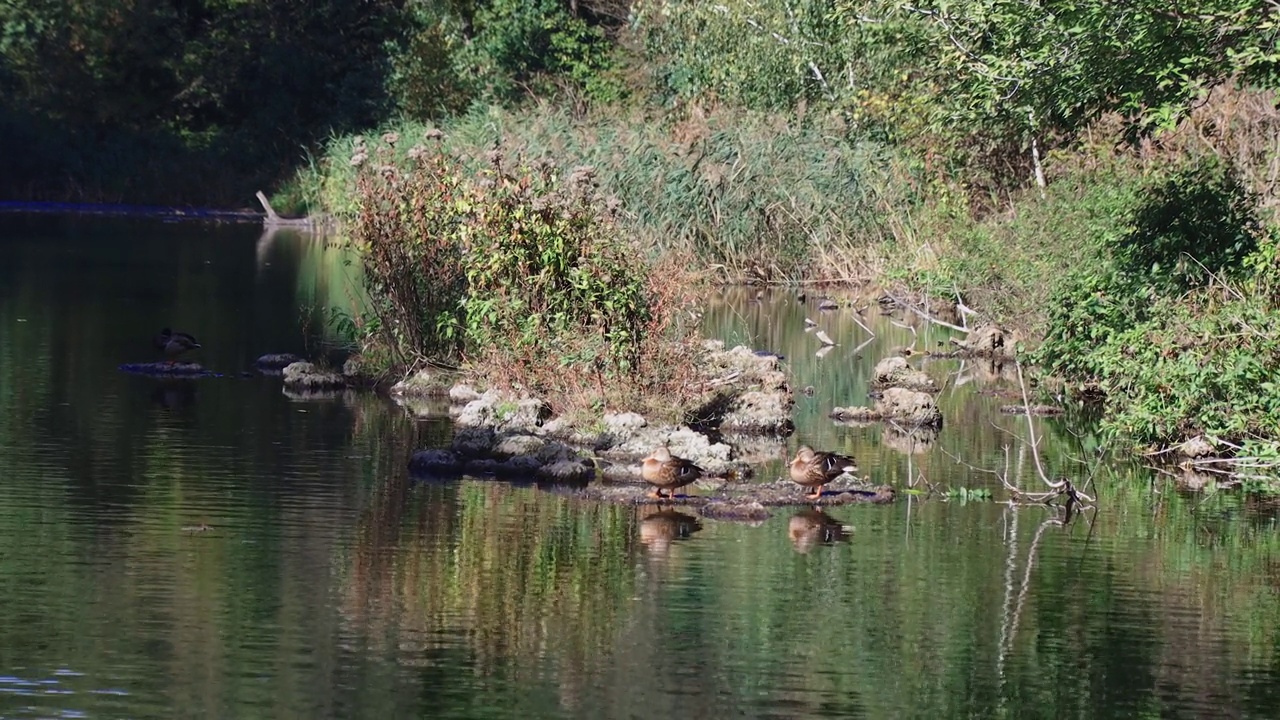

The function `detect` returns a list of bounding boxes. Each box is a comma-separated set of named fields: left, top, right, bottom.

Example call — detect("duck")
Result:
left=640, top=446, right=705, bottom=500
left=789, top=445, right=858, bottom=499
left=788, top=508, right=853, bottom=553
left=155, top=328, right=201, bottom=363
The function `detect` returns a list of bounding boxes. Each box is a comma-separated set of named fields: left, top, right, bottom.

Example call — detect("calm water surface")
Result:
left=2, top=216, right=1280, bottom=719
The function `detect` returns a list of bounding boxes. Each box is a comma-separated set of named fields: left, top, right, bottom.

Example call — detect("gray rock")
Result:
left=1177, top=435, right=1216, bottom=458
left=603, top=412, right=647, bottom=438
left=391, top=369, right=453, bottom=397
left=341, top=355, right=371, bottom=382
left=831, top=387, right=942, bottom=428
left=876, top=387, right=943, bottom=427
left=448, top=383, right=482, bottom=404
left=256, top=353, right=303, bottom=371
left=451, top=426, right=496, bottom=457
left=872, top=356, right=937, bottom=392
left=950, top=324, right=1013, bottom=359
left=282, top=361, right=346, bottom=389
left=719, top=389, right=796, bottom=434
left=688, top=344, right=795, bottom=435
left=409, top=449, right=459, bottom=474
left=454, top=391, right=550, bottom=432
left=604, top=425, right=743, bottom=477
left=538, top=459, right=595, bottom=483
left=492, top=433, right=546, bottom=458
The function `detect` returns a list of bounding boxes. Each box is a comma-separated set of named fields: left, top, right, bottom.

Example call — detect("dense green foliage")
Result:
left=349, top=133, right=698, bottom=415
left=649, top=0, right=1280, bottom=183
left=0, top=0, right=619, bottom=204
left=7, top=0, right=1280, bottom=458
left=1030, top=159, right=1277, bottom=449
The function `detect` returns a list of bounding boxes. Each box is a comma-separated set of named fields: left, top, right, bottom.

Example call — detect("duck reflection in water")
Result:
left=150, top=379, right=197, bottom=409
left=788, top=509, right=853, bottom=554
left=639, top=508, right=703, bottom=556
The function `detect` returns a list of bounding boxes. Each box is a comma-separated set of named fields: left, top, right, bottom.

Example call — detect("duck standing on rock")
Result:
left=640, top=447, right=705, bottom=500
left=155, top=328, right=202, bottom=365
left=789, top=445, right=858, bottom=500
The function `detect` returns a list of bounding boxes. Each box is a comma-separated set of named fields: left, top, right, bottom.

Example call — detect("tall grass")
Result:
left=284, top=103, right=916, bottom=283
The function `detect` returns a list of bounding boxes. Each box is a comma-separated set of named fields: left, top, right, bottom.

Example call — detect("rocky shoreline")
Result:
left=394, top=340, right=930, bottom=519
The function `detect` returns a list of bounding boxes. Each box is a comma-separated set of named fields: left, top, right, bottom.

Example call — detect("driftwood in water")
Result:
left=255, top=191, right=330, bottom=230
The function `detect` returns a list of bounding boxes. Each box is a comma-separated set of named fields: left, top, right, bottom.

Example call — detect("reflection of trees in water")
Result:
left=338, top=481, right=643, bottom=709
left=255, top=229, right=366, bottom=348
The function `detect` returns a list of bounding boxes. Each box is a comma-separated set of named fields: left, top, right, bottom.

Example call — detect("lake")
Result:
left=1, top=215, right=1279, bottom=719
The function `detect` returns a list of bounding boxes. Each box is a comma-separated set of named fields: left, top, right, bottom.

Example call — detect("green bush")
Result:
left=349, top=133, right=701, bottom=415
left=1040, top=158, right=1264, bottom=378
left=350, top=134, right=469, bottom=372
left=1032, top=156, right=1278, bottom=449
left=1086, top=297, right=1280, bottom=444
left=451, top=153, right=652, bottom=377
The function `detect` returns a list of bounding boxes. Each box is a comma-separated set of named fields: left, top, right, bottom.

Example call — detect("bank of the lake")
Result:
left=294, top=112, right=1280, bottom=485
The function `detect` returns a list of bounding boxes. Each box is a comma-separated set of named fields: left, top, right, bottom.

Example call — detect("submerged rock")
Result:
left=119, top=361, right=215, bottom=377
left=639, top=508, right=705, bottom=551
left=788, top=509, right=854, bottom=553
left=282, top=361, right=346, bottom=390
left=255, top=353, right=303, bottom=372
left=281, top=386, right=354, bottom=403
left=882, top=424, right=939, bottom=455
left=409, top=449, right=461, bottom=475
left=391, top=393, right=450, bottom=418
left=537, top=459, right=596, bottom=483
left=831, top=387, right=943, bottom=428
left=872, top=356, right=937, bottom=392
left=550, top=478, right=895, bottom=516
left=699, top=501, right=772, bottom=523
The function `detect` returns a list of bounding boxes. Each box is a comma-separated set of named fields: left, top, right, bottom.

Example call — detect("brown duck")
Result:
left=155, top=328, right=201, bottom=364
left=789, top=445, right=858, bottom=499
left=640, top=446, right=705, bottom=500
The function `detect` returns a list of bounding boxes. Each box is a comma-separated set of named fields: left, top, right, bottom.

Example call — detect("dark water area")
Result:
left=2, top=216, right=1280, bottom=719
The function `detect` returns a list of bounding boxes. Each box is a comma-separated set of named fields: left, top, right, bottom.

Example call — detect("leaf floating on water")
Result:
left=816, top=345, right=835, bottom=359
left=815, top=330, right=837, bottom=346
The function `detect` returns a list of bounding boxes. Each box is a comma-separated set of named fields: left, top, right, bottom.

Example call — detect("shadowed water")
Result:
left=2, top=215, right=1280, bottom=719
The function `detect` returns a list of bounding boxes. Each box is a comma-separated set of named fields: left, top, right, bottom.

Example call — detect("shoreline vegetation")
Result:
left=4, top=1, right=1278, bottom=483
